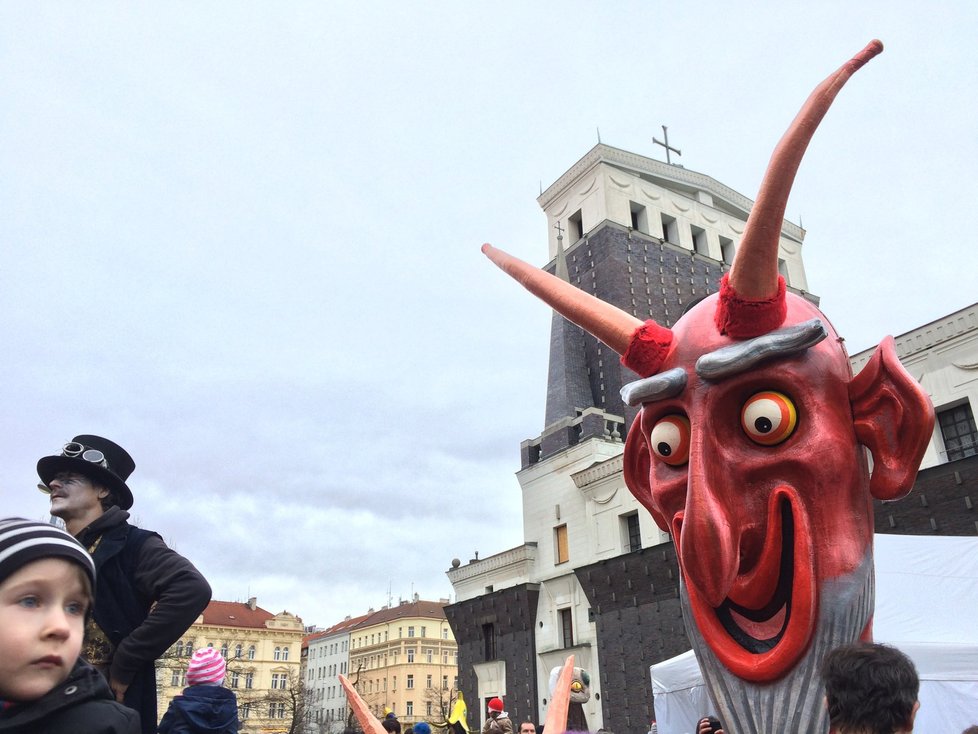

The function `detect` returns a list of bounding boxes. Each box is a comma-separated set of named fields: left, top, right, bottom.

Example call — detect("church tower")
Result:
left=526, top=142, right=811, bottom=467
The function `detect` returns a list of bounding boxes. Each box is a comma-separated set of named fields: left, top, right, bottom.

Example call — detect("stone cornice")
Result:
left=850, top=302, right=978, bottom=370
left=537, top=144, right=805, bottom=242
left=571, top=454, right=625, bottom=489
left=446, top=543, right=537, bottom=583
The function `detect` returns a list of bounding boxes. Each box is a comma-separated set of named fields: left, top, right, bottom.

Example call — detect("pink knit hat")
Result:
left=186, top=647, right=226, bottom=686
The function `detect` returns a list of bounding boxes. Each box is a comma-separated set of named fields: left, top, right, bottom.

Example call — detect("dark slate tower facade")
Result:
left=523, top=143, right=810, bottom=468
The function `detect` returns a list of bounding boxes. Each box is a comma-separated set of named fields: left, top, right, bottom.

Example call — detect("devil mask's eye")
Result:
left=649, top=415, right=690, bottom=466
left=742, top=391, right=797, bottom=445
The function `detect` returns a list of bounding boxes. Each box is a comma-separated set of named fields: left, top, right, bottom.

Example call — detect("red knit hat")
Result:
left=187, top=646, right=226, bottom=686
left=488, top=697, right=504, bottom=712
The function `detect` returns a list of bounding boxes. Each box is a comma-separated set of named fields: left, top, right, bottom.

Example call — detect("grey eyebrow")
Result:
left=621, top=367, right=687, bottom=407
left=695, top=318, right=828, bottom=381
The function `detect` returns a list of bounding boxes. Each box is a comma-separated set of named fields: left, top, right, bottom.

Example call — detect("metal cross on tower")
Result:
left=653, top=125, right=682, bottom=165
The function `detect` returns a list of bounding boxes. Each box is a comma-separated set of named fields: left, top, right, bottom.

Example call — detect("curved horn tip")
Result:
left=855, top=39, right=884, bottom=65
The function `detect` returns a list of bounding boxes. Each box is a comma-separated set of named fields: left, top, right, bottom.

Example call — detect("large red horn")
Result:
left=728, top=40, right=883, bottom=301
left=482, top=243, right=645, bottom=356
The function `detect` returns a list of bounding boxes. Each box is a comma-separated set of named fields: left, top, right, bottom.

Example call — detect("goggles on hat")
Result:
left=62, top=441, right=109, bottom=469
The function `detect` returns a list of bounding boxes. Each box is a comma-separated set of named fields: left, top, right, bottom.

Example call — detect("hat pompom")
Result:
left=488, top=697, right=504, bottom=712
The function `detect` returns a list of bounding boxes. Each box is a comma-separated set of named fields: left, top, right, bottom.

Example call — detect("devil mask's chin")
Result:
left=681, top=549, right=874, bottom=734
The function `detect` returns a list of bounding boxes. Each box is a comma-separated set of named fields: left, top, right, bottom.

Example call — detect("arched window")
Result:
left=247, top=645, right=256, bottom=660
left=274, top=646, right=281, bottom=661
left=220, top=642, right=229, bottom=659
left=175, top=640, right=184, bottom=656
left=235, top=643, right=243, bottom=659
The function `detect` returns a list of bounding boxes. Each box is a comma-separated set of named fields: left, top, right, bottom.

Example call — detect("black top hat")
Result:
left=37, top=434, right=135, bottom=510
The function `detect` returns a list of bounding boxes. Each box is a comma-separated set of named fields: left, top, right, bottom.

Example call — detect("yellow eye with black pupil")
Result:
left=742, top=391, right=797, bottom=445
left=649, top=415, right=690, bottom=466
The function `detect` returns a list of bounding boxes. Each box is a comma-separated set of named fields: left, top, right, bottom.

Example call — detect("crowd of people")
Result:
left=2, top=435, right=976, bottom=733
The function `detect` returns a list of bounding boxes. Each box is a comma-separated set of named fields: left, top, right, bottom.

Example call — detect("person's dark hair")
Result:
left=382, top=719, right=402, bottom=734
left=961, top=727, right=978, bottom=734
left=821, top=643, right=919, bottom=734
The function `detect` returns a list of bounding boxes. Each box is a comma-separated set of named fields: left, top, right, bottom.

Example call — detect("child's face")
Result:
left=0, top=557, right=89, bottom=702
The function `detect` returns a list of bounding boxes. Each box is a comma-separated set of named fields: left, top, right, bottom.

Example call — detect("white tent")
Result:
left=650, top=534, right=978, bottom=734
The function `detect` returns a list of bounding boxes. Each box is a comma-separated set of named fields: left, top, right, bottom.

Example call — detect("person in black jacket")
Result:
left=158, top=646, right=238, bottom=733
left=0, top=517, right=140, bottom=734
left=37, top=435, right=212, bottom=734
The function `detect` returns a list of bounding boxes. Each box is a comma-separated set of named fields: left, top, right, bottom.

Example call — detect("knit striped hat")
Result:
left=187, top=647, right=226, bottom=686
left=0, top=517, right=95, bottom=588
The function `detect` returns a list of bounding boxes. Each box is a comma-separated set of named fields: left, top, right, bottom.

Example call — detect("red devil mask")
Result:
left=483, top=40, right=934, bottom=684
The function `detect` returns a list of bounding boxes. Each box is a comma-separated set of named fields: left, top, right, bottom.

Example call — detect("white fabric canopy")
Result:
left=650, top=534, right=978, bottom=733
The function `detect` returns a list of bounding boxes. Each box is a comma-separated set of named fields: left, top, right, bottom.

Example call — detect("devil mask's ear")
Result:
left=849, top=336, right=936, bottom=500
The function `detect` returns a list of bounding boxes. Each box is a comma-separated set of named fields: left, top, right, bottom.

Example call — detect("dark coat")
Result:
left=77, top=507, right=212, bottom=734
left=0, top=659, right=140, bottom=734
left=157, top=686, right=239, bottom=734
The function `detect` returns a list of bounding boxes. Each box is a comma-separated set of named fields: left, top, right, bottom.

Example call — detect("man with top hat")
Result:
left=37, top=434, right=212, bottom=734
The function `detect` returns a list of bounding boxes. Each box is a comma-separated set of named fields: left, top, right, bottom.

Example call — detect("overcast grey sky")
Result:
left=2, top=2, right=975, bottom=629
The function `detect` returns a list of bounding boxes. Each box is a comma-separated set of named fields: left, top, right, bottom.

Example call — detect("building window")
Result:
left=482, top=623, right=496, bottom=660
left=622, top=512, right=642, bottom=553
left=442, top=651, right=448, bottom=664
left=691, top=225, right=708, bottom=256
left=407, top=675, right=414, bottom=689
left=408, top=626, right=415, bottom=638
left=554, top=524, right=569, bottom=565
left=427, top=701, right=433, bottom=716
left=421, top=626, right=427, bottom=638
left=720, top=236, right=735, bottom=264
left=425, top=649, right=433, bottom=663
left=660, top=213, right=678, bottom=244
left=170, top=669, right=180, bottom=687
left=442, top=675, right=448, bottom=690
left=407, top=649, right=415, bottom=663
left=272, top=673, right=281, bottom=689
left=629, top=201, right=648, bottom=234
left=406, top=701, right=414, bottom=716
left=221, top=642, right=229, bottom=659
left=939, top=402, right=978, bottom=461
left=241, top=703, right=250, bottom=719
left=442, top=628, right=448, bottom=640
left=282, top=646, right=290, bottom=661
left=247, top=645, right=256, bottom=661
left=245, top=672, right=254, bottom=689
left=426, top=674, right=432, bottom=689
left=234, top=643, right=242, bottom=659
left=274, top=647, right=282, bottom=661
left=568, top=209, right=583, bottom=242
left=559, top=608, right=574, bottom=648
left=231, top=670, right=239, bottom=688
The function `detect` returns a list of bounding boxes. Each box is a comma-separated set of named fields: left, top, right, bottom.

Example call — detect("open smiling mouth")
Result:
left=684, top=489, right=816, bottom=682
left=716, top=501, right=794, bottom=652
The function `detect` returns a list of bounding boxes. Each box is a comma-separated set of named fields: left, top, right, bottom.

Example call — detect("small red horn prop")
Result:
left=543, top=655, right=575, bottom=734
left=340, top=674, right=388, bottom=734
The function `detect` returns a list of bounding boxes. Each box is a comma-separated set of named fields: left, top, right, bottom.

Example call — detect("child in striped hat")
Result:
left=158, top=646, right=239, bottom=733
left=0, top=517, right=139, bottom=733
